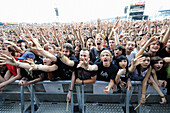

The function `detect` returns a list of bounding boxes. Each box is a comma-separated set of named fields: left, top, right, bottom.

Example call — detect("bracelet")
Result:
left=16, top=62, right=21, bottom=67
left=59, top=54, right=64, bottom=59
left=36, top=65, right=39, bottom=70
left=141, top=48, right=146, bottom=51
left=69, top=89, right=73, bottom=92
left=22, top=77, right=27, bottom=81
left=82, top=80, right=84, bottom=85
left=160, top=94, right=165, bottom=98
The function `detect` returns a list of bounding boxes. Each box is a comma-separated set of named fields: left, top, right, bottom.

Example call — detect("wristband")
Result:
left=141, top=48, right=146, bottom=51
left=36, top=65, right=39, bottom=70
left=59, top=54, right=64, bottom=59
left=69, top=89, right=73, bottom=92
left=16, top=62, right=21, bottom=67
left=82, top=80, right=84, bottom=85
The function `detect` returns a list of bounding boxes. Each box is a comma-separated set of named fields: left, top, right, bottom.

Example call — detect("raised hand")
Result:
left=66, top=91, right=72, bottom=101
left=19, top=79, right=28, bottom=87
left=104, top=86, right=110, bottom=94
left=132, top=55, right=144, bottom=66
left=0, top=53, right=17, bottom=65
left=24, top=59, right=36, bottom=71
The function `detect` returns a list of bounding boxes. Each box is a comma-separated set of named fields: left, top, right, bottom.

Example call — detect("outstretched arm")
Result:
left=0, top=68, right=22, bottom=88
left=161, top=26, right=170, bottom=48
left=76, top=75, right=97, bottom=84
left=135, top=37, right=155, bottom=58
left=67, top=72, right=76, bottom=101
left=57, top=52, right=75, bottom=67
left=140, top=66, right=151, bottom=104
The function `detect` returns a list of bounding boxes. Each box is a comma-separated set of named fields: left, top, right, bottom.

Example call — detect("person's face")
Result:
left=136, top=40, right=141, bottom=48
left=15, top=52, right=21, bottom=57
left=43, top=57, right=52, bottom=65
left=125, top=41, right=135, bottom=53
left=153, top=60, right=163, bottom=71
left=75, top=40, right=80, bottom=46
left=69, top=35, right=74, bottom=40
left=83, top=36, right=87, bottom=42
left=146, top=33, right=151, bottom=38
left=17, top=42, right=22, bottom=47
left=95, top=35, right=104, bottom=48
left=114, top=48, right=122, bottom=57
left=2, top=47, right=10, bottom=55
left=48, top=46, right=55, bottom=54
left=109, top=40, right=115, bottom=49
left=101, top=52, right=112, bottom=67
left=166, top=39, right=170, bottom=49
left=75, top=46, right=80, bottom=56
left=87, top=39, right=93, bottom=47
left=149, top=42, right=160, bottom=53
left=119, top=59, right=127, bottom=69
left=79, top=50, right=89, bottom=62
left=63, top=48, right=70, bottom=57
left=141, top=57, right=150, bottom=68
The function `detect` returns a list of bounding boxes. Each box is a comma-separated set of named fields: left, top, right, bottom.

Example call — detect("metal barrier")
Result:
left=10, top=80, right=144, bottom=113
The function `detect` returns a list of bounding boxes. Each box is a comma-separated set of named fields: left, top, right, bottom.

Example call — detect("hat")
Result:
left=18, top=52, right=35, bottom=60
left=17, top=39, right=25, bottom=43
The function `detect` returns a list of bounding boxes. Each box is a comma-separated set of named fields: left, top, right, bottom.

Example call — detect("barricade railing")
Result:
left=6, top=80, right=149, bottom=113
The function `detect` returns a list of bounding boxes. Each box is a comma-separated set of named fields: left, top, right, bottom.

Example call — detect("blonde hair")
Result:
left=86, top=38, right=95, bottom=47
left=100, top=50, right=113, bottom=62
left=95, top=33, right=105, bottom=40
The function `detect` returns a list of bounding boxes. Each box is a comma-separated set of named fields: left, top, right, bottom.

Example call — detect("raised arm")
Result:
left=161, top=26, right=170, bottom=48
left=57, top=52, right=75, bottom=67
left=135, top=36, right=155, bottom=58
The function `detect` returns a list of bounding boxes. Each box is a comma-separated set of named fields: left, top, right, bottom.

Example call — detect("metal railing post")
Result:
left=20, top=86, right=25, bottom=113
left=30, top=84, right=34, bottom=113
left=71, top=90, right=74, bottom=113
left=82, top=84, right=85, bottom=113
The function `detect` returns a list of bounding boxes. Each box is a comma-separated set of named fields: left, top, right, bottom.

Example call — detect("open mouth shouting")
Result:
left=155, top=66, right=161, bottom=71
left=104, top=59, right=108, bottom=62
left=97, top=42, right=101, bottom=45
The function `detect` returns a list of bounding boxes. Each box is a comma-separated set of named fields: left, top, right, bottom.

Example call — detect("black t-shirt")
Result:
left=71, top=60, right=97, bottom=80
left=75, top=67, right=97, bottom=80
left=55, top=56, right=77, bottom=80
left=42, top=70, right=61, bottom=81
left=90, top=47, right=109, bottom=63
left=156, top=48, right=170, bottom=58
left=156, top=70, right=167, bottom=81
left=20, top=68, right=43, bottom=80
left=96, top=62, right=118, bottom=82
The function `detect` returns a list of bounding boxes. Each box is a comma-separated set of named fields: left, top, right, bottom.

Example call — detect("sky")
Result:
left=0, top=0, right=169, bottom=23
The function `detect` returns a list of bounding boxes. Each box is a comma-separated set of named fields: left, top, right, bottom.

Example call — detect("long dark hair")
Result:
left=116, top=55, right=129, bottom=78
left=151, top=56, right=167, bottom=73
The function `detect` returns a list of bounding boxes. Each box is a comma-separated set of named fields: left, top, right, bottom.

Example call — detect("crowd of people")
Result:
left=0, top=17, right=169, bottom=105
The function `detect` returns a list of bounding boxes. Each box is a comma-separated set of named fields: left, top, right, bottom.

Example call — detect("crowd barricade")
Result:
left=8, top=80, right=164, bottom=113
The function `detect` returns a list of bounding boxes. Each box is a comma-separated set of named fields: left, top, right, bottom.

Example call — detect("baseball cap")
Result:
left=18, top=52, right=35, bottom=60
left=17, top=39, right=25, bottom=43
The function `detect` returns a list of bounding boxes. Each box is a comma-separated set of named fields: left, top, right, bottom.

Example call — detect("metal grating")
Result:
left=37, top=102, right=72, bottom=113
left=0, top=101, right=30, bottom=113
left=86, top=103, right=124, bottom=113
left=1, top=101, right=170, bottom=113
